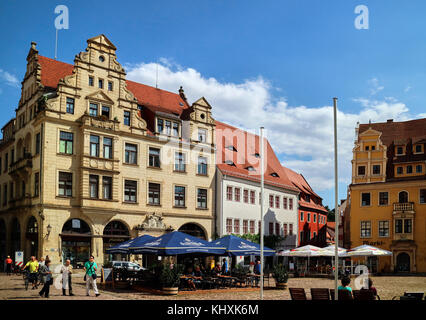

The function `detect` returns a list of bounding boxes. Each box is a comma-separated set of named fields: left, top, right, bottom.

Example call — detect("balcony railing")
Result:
left=8, top=153, right=33, bottom=175
left=393, top=202, right=414, bottom=212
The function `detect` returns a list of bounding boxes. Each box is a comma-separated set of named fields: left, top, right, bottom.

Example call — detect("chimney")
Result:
left=387, top=119, right=393, bottom=123
left=178, top=86, right=187, bottom=102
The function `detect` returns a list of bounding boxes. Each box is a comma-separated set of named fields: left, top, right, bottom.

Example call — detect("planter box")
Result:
left=276, top=282, right=288, bottom=290
left=114, top=281, right=130, bottom=289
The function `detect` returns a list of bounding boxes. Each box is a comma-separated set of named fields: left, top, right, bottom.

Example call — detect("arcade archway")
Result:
left=103, top=221, right=130, bottom=264
left=178, top=223, right=207, bottom=240
left=61, top=218, right=92, bottom=268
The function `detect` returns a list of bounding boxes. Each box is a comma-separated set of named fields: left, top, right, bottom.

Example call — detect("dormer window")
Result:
left=271, top=172, right=279, bottom=177
left=225, top=160, right=235, bottom=166
left=246, top=166, right=255, bottom=172
left=254, top=153, right=260, bottom=158
left=305, top=194, right=311, bottom=202
left=157, top=119, right=163, bottom=133
left=101, top=106, right=110, bottom=119
left=172, top=122, right=179, bottom=136
left=226, top=146, right=237, bottom=152
left=396, top=146, right=404, bottom=155
left=365, top=146, right=369, bottom=151
left=414, top=144, right=424, bottom=154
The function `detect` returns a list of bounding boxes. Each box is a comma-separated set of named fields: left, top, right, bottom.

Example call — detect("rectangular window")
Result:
left=283, top=223, right=288, bottom=236
left=157, top=119, right=163, bottom=133
left=379, top=192, right=389, bottom=206
left=58, top=172, right=72, bottom=197
left=379, top=221, right=389, bottom=237
left=372, top=165, right=381, bottom=175
left=11, top=150, right=14, bottom=165
left=35, top=133, right=40, bottom=155
left=234, top=220, right=240, bottom=234
left=420, top=189, right=426, bottom=204
left=404, top=219, right=412, bottom=233
left=149, top=148, right=161, bottom=168
left=174, top=152, right=186, bottom=172
left=4, top=154, right=7, bottom=172
left=406, top=165, right=413, bottom=174
left=243, top=189, right=249, bottom=203
left=283, top=197, right=288, bottom=209
left=124, top=111, right=130, bottom=126
left=300, top=212, right=304, bottom=221
left=313, top=214, right=317, bottom=223
left=101, top=106, right=110, bottom=118
left=174, top=186, right=186, bottom=207
left=89, top=76, right=94, bottom=86
left=397, top=167, right=403, bottom=175
left=34, top=172, right=39, bottom=197
left=243, top=220, right=249, bottom=234
left=250, top=190, right=255, bottom=204
left=103, top=137, right=113, bottom=159
left=289, top=198, right=293, bottom=210
left=416, top=165, right=423, bottom=173
left=197, top=188, right=207, bottom=209
left=226, top=219, right=233, bottom=234
left=198, top=128, right=207, bottom=142
left=3, top=185, right=7, bottom=205
left=197, top=156, right=207, bottom=175
left=124, top=180, right=137, bottom=203
left=269, top=195, right=274, bottom=208
left=361, top=193, right=371, bottom=206
left=102, top=176, right=112, bottom=200
left=358, top=166, right=366, bottom=175
left=98, top=79, right=103, bottom=89
left=275, top=196, right=280, bottom=208
left=90, top=135, right=100, bottom=157
left=172, top=122, right=179, bottom=136
left=125, top=143, right=137, bottom=164
left=395, top=219, right=403, bottom=234
left=396, top=146, right=404, bottom=155
left=89, top=175, right=99, bottom=199
left=226, top=186, right=233, bottom=201
left=249, top=221, right=255, bottom=234
left=360, top=221, right=371, bottom=238
left=275, top=223, right=280, bottom=236
left=89, top=103, right=98, bottom=117
left=66, top=97, right=74, bottom=114
left=234, top=188, right=241, bottom=202
left=307, top=213, right=311, bottom=222
left=59, top=131, right=73, bottom=155
left=148, top=183, right=160, bottom=205
left=108, top=81, right=113, bottom=91
left=269, top=222, right=274, bottom=235
left=165, top=120, right=172, bottom=135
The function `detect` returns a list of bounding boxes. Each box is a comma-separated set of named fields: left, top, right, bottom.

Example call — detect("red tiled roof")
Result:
left=36, top=55, right=189, bottom=115
left=37, top=56, right=74, bottom=89
left=359, top=118, right=426, bottom=146
left=282, top=166, right=328, bottom=214
left=215, top=121, right=298, bottom=192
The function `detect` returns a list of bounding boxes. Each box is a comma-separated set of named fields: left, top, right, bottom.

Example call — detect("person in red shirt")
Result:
left=5, top=256, right=13, bottom=276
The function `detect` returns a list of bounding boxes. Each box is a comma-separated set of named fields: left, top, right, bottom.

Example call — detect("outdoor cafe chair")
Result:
left=289, top=288, right=307, bottom=300
left=330, top=289, right=353, bottom=301
left=311, top=288, right=330, bottom=301
left=392, top=292, right=424, bottom=301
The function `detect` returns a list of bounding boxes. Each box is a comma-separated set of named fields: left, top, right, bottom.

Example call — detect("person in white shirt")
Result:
left=60, top=259, right=74, bottom=296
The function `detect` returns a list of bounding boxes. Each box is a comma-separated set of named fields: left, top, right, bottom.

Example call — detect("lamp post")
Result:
left=46, top=224, right=52, bottom=239
left=333, top=97, right=339, bottom=300
left=260, top=127, right=265, bottom=300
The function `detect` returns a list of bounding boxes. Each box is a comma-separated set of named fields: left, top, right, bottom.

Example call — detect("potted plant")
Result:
left=159, top=263, right=183, bottom=295
left=273, top=264, right=289, bottom=289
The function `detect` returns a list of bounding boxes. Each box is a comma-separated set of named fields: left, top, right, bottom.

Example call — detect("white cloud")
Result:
left=368, top=77, right=384, bottom=96
left=0, top=69, right=19, bottom=87
left=125, top=60, right=416, bottom=194
left=404, top=85, right=411, bottom=93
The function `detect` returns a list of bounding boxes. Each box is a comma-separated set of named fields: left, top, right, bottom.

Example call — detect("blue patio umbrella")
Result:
left=128, top=231, right=226, bottom=255
left=106, top=235, right=156, bottom=254
left=210, top=235, right=276, bottom=256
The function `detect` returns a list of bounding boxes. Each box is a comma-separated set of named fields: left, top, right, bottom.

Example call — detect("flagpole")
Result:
left=333, top=97, right=339, bottom=300
left=260, top=126, right=265, bottom=300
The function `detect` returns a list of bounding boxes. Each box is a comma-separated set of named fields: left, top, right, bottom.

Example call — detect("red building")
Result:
left=282, top=167, right=328, bottom=247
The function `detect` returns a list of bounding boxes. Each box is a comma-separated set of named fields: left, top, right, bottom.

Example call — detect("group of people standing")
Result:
left=4, top=255, right=101, bottom=298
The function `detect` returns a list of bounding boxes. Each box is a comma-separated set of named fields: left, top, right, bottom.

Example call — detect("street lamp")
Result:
left=46, top=224, right=52, bottom=238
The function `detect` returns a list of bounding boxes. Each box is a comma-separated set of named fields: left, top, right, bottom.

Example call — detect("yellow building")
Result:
left=0, top=35, right=216, bottom=268
left=348, top=119, right=426, bottom=273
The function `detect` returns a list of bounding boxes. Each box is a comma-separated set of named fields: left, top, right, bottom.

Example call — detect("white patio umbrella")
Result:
left=319, top=245, right=347, bottom=257
left=343, top=245, right=392, bottom=257
left=279, top=245, right=323, bottom=275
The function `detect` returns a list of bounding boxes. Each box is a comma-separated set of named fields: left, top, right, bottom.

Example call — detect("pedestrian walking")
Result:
left=84, top=255, right=100, bottom=297
left=5, top=256, right=13, bottom=276
left=61, top=259, right=74, bottom=296
left=38, top=260, right=53, bottom=298
left=23, top=256, right=39, bottom=290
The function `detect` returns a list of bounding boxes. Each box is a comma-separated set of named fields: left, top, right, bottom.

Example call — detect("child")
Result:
left=338, top=276, right=352, bottom=292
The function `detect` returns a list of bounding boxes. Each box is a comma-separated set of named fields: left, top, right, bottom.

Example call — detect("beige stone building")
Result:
left=0, top=35, right=216, bottom=268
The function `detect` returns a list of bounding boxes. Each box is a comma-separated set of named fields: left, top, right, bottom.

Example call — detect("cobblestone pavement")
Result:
left=1, top=273, right=425, bottom=300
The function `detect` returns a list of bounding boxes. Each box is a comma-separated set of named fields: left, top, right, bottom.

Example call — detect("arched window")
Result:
left=62, top=219, right=91, bottom=235
left=26, top=216, right=38, bottom=235
left=178, top=223, right=206, bottom=240
left=399, top=191, right=409, bottom=203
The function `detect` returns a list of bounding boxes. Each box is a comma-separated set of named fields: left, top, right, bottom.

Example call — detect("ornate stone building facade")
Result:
left=0, top=35, right=216, bottom=267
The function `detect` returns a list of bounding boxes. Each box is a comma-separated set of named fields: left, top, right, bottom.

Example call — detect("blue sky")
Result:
left=1, top=0, right=425, bottom=207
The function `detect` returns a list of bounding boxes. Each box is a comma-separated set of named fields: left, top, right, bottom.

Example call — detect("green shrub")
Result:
left=159, top=263, right=184, bottom=288
left=273, top=264, right=289, bottom=283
